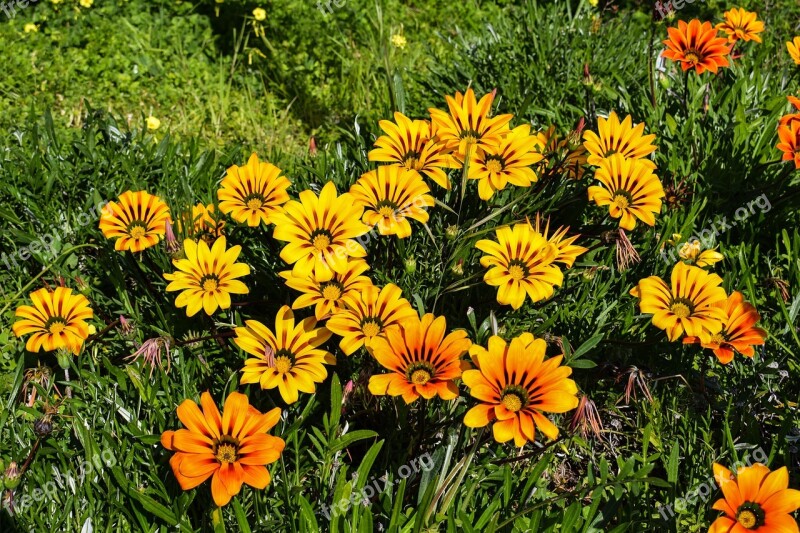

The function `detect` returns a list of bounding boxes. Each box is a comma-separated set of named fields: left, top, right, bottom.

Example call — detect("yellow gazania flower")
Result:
left=468, top=125, right=544, bottom=200
left=429, top=88, right=513, bottom=160
left=582, top=111, right=657, bottom=167
left=272, top=182, right=370, bottom=282
left=237, top=306, right=335, bottom=404
left=368, top=112, right=457, bottom=189
left=326, top=283, right=417, bottom=355
left=463, top=334, right=579, bottom=447
left=368, top=313, right=471, bottom=404
left=531, top=214, right=587, bottom=268
left=475, top=223, right=563, bottom=310
left=12, top=287, right=93, bottom=355
left=280, top=260, right=372, bottom=320
left=629, top=262, right=727, bottom=342
left=161, top=392, right=284, bottom=507
left=349, top=166, right=434, bottom=238
left=588, top=154, right=665, bottom=230
left=163, top=237, right=250, bottom=317
left=787, top=37, right=800, bottom=65
left=717, top=8, right=764, bottom=43
left=99, top=190, right=171, bottom=252
left=710, top=463, right=800, bottom=532
left=678, top=240, right=723, bottom=267
left=217, top=153, right=291, bottom=227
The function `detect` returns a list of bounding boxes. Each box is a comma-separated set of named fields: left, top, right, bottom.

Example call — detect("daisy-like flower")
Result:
left=582, top=112, right=657, bottom=168
left=778, top=96, right=800, bottom=129
left=661, top=19, right=731, bottom=75
left=237, top=306, right=335, bottom=404
left=99, top=190, right=171, bottom=252
left=588, top=154, right=665, bottom=230
left=787, top=37, right=800, bottom=65
left=217, top=153, right=291, bottom=227
left=272, top=182, right=370, bottom=282
left=709, top=463, right=800, bottom=532
left=429, top=88, right=513, bottom=160
left=468, top=125, right=544, bottom=200
left=163, top=237, right=250, bottom=317
left=678, top=240, right=724, bottom=267
left=368, top=313, right=471, bottom=404
left=326, top=284, right=417, bottom=355
left=160, top=391, right=285, bottom=507
left=349, top=166, right=434, bottom=238
left=279, top=260, right=372, bottom=320
left=717, top=8, right=764, bottom=43
left=368, top=111, right=457, bottom=189
left=531, top=214, right=587, bottom=268
left=475, top=223, right=563, bottom=310
left=683, top=291, right=767, bottom=364
left=777, top=121, right=800, bottom=169
left=12, top=287, right=93, bottom=355
left=463, top=334, right=579, bottom=447
left=629, top=262, right=728, bottom=342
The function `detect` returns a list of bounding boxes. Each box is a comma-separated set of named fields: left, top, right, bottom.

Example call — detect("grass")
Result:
left=1, top=0, right=799, bottom=531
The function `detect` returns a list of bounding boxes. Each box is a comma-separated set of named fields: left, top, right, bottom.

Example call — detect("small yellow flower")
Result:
left=678, top=240, right=724, bottom=268
left=80, top=0, right=94, bottom=7
left=587, top=0, right=599, bottom=6
left=24, top=23, right=38, bottom=33
left=146, top=116, right=161, bottom=131
left=391, top=34, right=407, bottom=49
left=252, top=8, right=266, bottom=21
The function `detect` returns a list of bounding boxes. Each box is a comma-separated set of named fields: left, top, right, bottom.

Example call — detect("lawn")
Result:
left=1, top=0, right=799, bottom=531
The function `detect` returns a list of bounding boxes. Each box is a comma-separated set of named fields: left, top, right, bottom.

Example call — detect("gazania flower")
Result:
left=535, top=125, right=588, bottom=180
left=787, top=37, right=800, bottom=65
left=164, top=237, right=250, bottom=317
left=777, top=121, right=800, bottom=169
left=468, top=125, right=544, bottom=200
left=588, top=154, right=665, bottom=230
left=12, top=287, right=93, bottom=355
left=778, top=96, right=800, bottom=129
left=272, top=182, right=370, bottom=282
left=217, top=152, right=291, bottom=227
left=368, top=112, right=458, bottom=189
left=717, top=8, right=763, bottom=43
left=99, top=190, right=171, bottom=252
left=185, top=203, right=225, bottom=242
left=582, top=112, right=657, bottom=167
left=683, top=291, right=767, bottom=364
left=237, top=306, right=335, bottom=404
left=349, top=166, right=434, bottom=238
left=463, top=334, right=579, bottom=447
left=429, top=88, right=512, bottom=160
left=160, top=391, right=285, bottom=507
left=531, top=214, right=587, bottom=268
left=678, top=240, right=724, bottom=267
left=661, top=19, right=731, bottom=75
left=280, top=260, right=372, bottom=320
left=368, top=313, right=471, bottom=403
left=710, top=463, right=800, bottom=532
left=326, top=283, right=417, bottom=355
left=475, top=223, right=563, bottom=310
left=629, top=262, right=727, bottom=342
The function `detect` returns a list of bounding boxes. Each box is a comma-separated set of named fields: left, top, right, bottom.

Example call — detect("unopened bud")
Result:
left=404, top=257, right=417, bottom=274
left=3, top=462, right=20, bottom=490
left=56, top=348, right=72, bottom=370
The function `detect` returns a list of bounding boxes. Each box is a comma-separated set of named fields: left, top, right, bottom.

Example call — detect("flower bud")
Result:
left=445, top=225, right=459, bottom=240
left=3, top=462, right=20, bottom=490
left=55, top=348, right=72, bottom=370
left=34, top=417, right=53, bottom=438
left=404, top=257, right=417, bottom=274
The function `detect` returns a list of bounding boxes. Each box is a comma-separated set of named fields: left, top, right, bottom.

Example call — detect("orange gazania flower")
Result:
left=717, top=8, right=764, bottom=43
left=778, top=96, right=800, bottom=128
left=217, top=153, right=291, bottom=227
left=710, top=463, right=800, bottom=532
left=662, top=19, right=731, bottom=75
left=368, top=313, right=471, bottom=404
left=161, top=391, right=285, bottom=507
left=683, top=291, right=767, bottom=364
left=99, top=190, right=171, bottom=252
left=788, top=37, right=800, bottom=65
left=777, top=120, right=800, bottom=169
left=463, top=334, right=579, bottom=447
left=12, top=287, right=93, bottom=355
